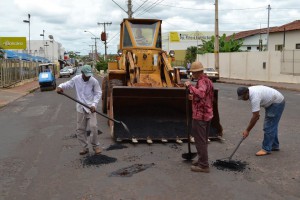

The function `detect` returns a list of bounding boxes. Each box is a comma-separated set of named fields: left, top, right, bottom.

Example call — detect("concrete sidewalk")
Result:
left=0, top=77, right=299, bottom=108
left=218, top=78, right=300, bottom=92
left=0, top=79, right=40, bottom=108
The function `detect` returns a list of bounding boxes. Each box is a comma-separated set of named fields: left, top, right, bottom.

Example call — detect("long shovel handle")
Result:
left=186, top=86, right=192, bottom=153
left=228, top=137, right=245, bottom=160
left=59, top=92, right=121, bottom=124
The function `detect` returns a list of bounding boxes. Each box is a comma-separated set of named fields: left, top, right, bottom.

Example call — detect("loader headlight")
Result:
left=117, top=49, right=123, bottom=56
left=169, top=50, right=175, bottom=57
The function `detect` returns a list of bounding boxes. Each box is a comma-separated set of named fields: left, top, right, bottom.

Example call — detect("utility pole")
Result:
left=89, top=45, right=94, bottom=63
left=127, top=0, right=133, bottom=18
left=97, top=22, right=112, bottom=60
left=214, top=0, right=219, bottom=72
left=91, top=37, right=100, bottom=61
left=266, top=4, right=271, bottom=51
left=23, top=14, right=31, bottom=54
left=112, top=0, right=134, bottom=18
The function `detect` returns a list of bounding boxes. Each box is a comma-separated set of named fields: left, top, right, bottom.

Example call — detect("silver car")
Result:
left=59, top=68, right=71, bottom=78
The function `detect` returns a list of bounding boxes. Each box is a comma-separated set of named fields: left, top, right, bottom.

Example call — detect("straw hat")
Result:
left=189, top=61, right=204, bottom=72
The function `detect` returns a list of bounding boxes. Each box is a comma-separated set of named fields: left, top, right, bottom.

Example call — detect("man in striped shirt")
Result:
left=237, top=86, right=285, bottom=156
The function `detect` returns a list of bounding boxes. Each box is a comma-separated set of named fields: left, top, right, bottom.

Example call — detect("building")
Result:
left=162, top=31, right=233, bottom=63
left=17, top=40, right=65, bottom=63
left=229, top=20, right=300, bottom=52
left=268, top=20, right=300, bottom=51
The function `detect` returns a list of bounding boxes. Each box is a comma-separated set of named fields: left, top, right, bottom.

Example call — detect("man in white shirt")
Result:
left=57, top=65, right=102, bottom=155
left=237, top=85, right=285, bottom=156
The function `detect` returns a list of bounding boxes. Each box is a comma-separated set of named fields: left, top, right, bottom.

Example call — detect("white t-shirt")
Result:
left=58, top=75, right=102, bottom=113
left=249, top=85, right=284, bottom=112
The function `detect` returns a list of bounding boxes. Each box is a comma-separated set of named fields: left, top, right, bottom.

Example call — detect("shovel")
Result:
left=214, top=137, right=245, bottom=168
left=182, top=86, right=197, bottom=160
left=59, top=92, right=130, bottom=135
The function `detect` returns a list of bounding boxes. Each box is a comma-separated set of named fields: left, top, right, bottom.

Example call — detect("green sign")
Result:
left=0, top=37, right=27, bottom=49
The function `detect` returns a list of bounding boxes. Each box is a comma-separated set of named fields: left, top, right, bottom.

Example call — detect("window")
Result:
left=296, top=44, right=300, bottom=49
left=123, top=25, right=133, bottom=47
left=275, top=45, right=283, bottom=51
left=247, top=47, right=251, bottom=50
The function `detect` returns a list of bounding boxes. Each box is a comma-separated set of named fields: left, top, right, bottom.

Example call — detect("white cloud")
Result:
left=0, top=0, right=299, bottom=55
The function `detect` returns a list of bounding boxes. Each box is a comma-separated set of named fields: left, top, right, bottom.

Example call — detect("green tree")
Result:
left=198, top=34, right=243, bottom=55
left=184, top=46, right=198, bottom=64
left=95, top=56, right=108, bottom=72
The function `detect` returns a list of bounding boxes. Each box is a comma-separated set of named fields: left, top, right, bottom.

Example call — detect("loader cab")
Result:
left=121, top=19, right=162, bottom=49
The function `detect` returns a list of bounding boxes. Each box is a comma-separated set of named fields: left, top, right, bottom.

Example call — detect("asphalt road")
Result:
left=0, top=76, right=299, bottom=200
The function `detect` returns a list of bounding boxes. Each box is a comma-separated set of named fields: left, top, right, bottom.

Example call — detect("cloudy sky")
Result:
left=0, top=0, right=299, bottom=55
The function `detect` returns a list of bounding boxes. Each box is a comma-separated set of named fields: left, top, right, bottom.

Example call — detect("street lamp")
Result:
left=49, top=35, right=54, bottom=62
left=44, top=42, right=49, bottom=61
left=40, top=30, right=45, bottom=57
left=23, top=14, right=31, bottom=54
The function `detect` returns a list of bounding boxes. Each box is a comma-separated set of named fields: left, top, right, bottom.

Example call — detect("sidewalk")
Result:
left=218, top=78, right=300, bottom=92
left=0, top=77, right=299, bottom=108
left=0, top=79, right=40, bottom=108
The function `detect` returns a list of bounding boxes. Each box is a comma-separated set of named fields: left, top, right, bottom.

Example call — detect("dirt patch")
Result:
left=80, top=154, right=117, bottom=168
left=212, top=159, right=248, bottom=172
left=110, top=163, right=155, bottom=177
left=106, top=144, right=128, bottom=151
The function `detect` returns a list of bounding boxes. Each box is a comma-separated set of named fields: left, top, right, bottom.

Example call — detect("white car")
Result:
left=59, top=68, right=71, bottom=78
left=65, top=66, right=74, bottom=75
left=204, top=68, right=219, bottom=82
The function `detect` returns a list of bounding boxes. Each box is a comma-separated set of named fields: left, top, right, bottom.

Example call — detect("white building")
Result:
left=162, top=31, right=233, bottom=62
left=228, top=20, right=300, bottom=52
left=18, top=40, right=65, bottom=62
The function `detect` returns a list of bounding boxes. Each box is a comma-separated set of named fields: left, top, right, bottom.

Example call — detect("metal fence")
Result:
left=281, top=50, right=300, bottom=75
left=0, top=59, right=39, bottom=88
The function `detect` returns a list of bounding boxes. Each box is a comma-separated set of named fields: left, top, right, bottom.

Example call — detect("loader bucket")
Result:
left=110, top=86, right=222, bottom=142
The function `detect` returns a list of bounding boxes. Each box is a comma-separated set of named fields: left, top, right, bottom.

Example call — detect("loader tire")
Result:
left=101, top=76, right=108, bottom=114
left=108, top=79, right=123, bottom=93
left=107, top=79, right=123, bottom=110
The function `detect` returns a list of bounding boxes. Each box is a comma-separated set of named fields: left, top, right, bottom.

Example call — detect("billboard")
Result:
left=0, top=37, right=26, bottom=49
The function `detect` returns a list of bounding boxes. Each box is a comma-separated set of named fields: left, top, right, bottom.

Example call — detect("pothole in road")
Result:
left=80, top=154, right=117, bottom=168
left=105, top=144, right=128, bottom=151
left=212, top=160, right=249, bottom=172
left=110, top=163, right=155, bottom=177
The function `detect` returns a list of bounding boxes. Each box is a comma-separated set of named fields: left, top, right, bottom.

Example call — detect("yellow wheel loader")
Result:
left=102, top=18, right=222, bottom=143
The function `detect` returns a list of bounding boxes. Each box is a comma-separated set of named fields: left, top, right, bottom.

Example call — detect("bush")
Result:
left=96, top=58, right=108, bottom=72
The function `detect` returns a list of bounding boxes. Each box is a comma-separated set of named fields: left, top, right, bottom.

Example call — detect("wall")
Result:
left=197, top=50, right=300, bottom=84
left=269, top=30, right=300, bottom=51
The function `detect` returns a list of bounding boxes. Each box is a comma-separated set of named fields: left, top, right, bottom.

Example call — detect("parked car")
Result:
left=65, top=66, right=75, bottom=75
left=59, top=68, right=71, bottom=78
left=204, top=67, right=219, bottom=82
left=173, top=66, right=188, bottom=79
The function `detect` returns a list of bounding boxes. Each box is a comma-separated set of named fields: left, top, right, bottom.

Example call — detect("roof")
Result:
left=270, top=20, right=300, bottom=33
left=228, top=28, right=269, bottom=40
left=228, top=20, right=300, bottom=40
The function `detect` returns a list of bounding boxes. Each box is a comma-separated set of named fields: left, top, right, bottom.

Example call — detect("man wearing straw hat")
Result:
left=185, top=61, right=214, bottom=173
